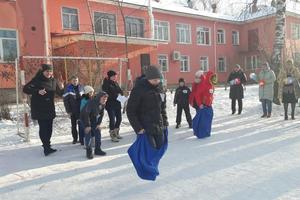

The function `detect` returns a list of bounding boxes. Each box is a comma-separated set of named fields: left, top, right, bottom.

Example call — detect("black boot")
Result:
left=44, top=146, right=57, bottom=156
left=188, top=122, right=192, bottom=129
left=86, top=147, right=93, bottom=159
left=95, top=148, right=106, bottom=156
left=176, top=124, right=181, bottom=129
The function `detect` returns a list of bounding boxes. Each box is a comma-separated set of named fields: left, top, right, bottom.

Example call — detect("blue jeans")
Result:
left=85, top=127, right=101, bottom=149
left=261, top=99, right=272, bottom=114
left=106, top=107, right=122, bottom=131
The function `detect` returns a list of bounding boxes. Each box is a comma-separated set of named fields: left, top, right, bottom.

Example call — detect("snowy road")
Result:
left=0, top=85, right=300, bottom=200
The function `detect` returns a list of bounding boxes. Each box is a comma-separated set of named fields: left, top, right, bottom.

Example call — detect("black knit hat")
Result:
left=145, top=65, right=162, bottom=80
left=107, top=70, right=117, bottom=78
left=41, top=64, right=53, bottom=72
left=178, top=78, right=185, bottom=83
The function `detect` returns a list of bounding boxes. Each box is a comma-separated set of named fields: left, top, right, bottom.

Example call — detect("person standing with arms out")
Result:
left=23, top=64, right=64, bottom=156
left=277, top=59, right=300, bottom=120
left=258, top=62, right=276, bottom=118
left=174, top=78, right=192, bottom=129
left=227, top=64, right=247, bottom=115
left=102, top=70, right=123, bottom=142
left=80, top=92, right=108, bottom=159
left=63, top=75, right=84, bottom=144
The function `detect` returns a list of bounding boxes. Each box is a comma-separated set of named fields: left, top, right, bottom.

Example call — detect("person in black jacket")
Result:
left=102, top=70, right=123, bottom=142
left=63, top=75, right=84, bottom=144
left=127, top=65, right=168, bottom=149
left=23, top=64, right=64, bottom=156
left=227, top=64, right=247, bottom=115
left=174, top=78, right=192, bottom=128
left=80, top=91, right=108, bottom=159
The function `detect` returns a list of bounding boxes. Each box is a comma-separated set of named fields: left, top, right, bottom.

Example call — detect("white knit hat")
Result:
left=195, top=70, right=204, bottom=78
left=84, top=85, right=94, bottom=94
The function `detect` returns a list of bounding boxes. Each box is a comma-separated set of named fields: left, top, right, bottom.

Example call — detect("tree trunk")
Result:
left=272, top=0, right=286, bottom=105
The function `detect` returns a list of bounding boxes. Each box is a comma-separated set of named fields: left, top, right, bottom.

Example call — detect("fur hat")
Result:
left=83, top=85, right=94, bottom=94
left=145, top=65, right=162, bottom=80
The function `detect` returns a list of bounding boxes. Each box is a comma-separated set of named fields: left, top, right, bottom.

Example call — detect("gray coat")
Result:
left=258, top=69, right=276, bottom=101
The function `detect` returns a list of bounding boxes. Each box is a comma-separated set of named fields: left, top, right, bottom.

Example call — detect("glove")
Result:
left=137, top=129, right=145, bottom=134
left=199, top=104, right=204, bottom=109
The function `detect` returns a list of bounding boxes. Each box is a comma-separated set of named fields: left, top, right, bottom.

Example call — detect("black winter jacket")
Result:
left=102, top=78, right=123, bottom=109
left=23, top=71, right=63, bottom=120
left=126, top=78, right=168, bottom=136
left=174, top=86, right=191, bottom=107
left=80, top=92, right=106, bottom=129
left=63, top=84, right=84, bottom=117
left=227, top=70, right=247, bottom=99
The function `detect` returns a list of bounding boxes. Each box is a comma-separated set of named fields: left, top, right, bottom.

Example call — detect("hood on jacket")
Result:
left=206, top=71, right=217, bottom=85
left=93, top=91, right=108, bottom=106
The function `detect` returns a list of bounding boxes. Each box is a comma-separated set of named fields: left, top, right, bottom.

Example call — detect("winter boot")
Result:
left=86, top=147, right=93, bottom=159
left=94, top=148, right=106, bottom=156
left=109, top=130, right=119, bottom=142
left=44, top=147, right=57, bottom=156
left=267, top=113, right=271, bottom=118
left=261, top=114, right=267, bottom=118
left=114, top=128, right=122, bottom=139
left=188, top=122, right=192, bottom=129
left=176, top=124, right=181, bottom=129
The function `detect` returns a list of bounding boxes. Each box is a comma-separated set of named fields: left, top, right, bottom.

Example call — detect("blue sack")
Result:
left=192, top=106, right=213, bottom=139
left=127, top=129, right=168, bottom=181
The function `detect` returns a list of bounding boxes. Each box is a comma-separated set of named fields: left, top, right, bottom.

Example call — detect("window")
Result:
left=197, top=27, right=210, bottom=45
left=217, top=29, right=225, bottom=44
left=0, top=29, right=18, bottom=62
left=248, top=29, right=259, bottom=51
left=94, top=12, right=116, bottom=35
left=200, top=57, right=209, bottom=72
left=291, top=24, right=300, bottom=40
left=218, top=57, right=226, bottom=72
left=62, top=7, right=79, bottom=31
left=246, top=55, right=260, bottom=70
left=232, top=31, right=239, bottom=45
left=125, top=17, right=144, bottom=37
left=176, top=24, right=191, bottom=43
left=154, top=20, right=169, bottom=41
left=180, top=55, right=190, bottom=72
left=158, top=55, right=168, bottom=72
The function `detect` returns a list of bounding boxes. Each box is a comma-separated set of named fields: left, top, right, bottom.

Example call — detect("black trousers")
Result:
left=147, top=134, right=165, bottom=149
left=284, top=103, right=296, bottom=118
left=38, top=119, right=53, bottom=149
left=176, top=105, right=192, bottom=125
left=71, top=114, right=79, bottom=141
left=106, top=107, right=122, bottom=131
left=231, top=98, right=243, bottom=114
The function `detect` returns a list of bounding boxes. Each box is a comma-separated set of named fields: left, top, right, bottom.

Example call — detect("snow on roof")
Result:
left=118, top=0, right=300, bottom=22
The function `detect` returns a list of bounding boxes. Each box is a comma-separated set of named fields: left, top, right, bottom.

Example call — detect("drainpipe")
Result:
left=214, top=21, right=217, bottom=72
left=42, top=0, right=50, bottom=57
left=148, top=0, right=154, bottom=39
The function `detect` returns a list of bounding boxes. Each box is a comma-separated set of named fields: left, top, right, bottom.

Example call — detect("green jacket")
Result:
left=258, top=69, right=276, bottom=101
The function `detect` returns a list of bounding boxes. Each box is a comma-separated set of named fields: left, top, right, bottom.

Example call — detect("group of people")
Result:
left=23, top=59, right=300, bottom=179
left=23, top=64, right=124, bottom=158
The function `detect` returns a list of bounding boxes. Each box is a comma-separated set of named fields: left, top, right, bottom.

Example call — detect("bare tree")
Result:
left=188, top=0, right=221, bottom=12
left=271, top=0, right=286, bottom=105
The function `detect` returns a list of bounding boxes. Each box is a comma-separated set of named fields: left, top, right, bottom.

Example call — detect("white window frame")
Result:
left=200, top=56, right=209, bottom=72
left=217, top=29, right=226, bottom=44
left=61, top=7, right=79, bottom=31
left=94, top=11, right=117, bottom=35
left=232, top=30, right=240, bottom=45
left=154, top=20, right=170, bottom=41
left=180, top=55, right=190, bottom=72
left=291, top=23, right=300, bottom=40
left=158, top=54, right=169, bottom=72
left=218, top=57, right=226, bottom=72
left=245, top=55, right=259, bottom=70
left=197, top=26, right=211, bottom=46
left=0, top=28, right=19, bottom=63
left=125, top=16, right=145, bottom=38
left=176, top=23, right=192, bottom=44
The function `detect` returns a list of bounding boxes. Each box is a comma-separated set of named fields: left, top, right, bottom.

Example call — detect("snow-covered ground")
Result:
left=1, top=85, right=300, bottom=200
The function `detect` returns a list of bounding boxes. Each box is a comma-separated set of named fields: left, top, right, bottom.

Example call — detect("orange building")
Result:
left=1, top=0, right=300, bottom=97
